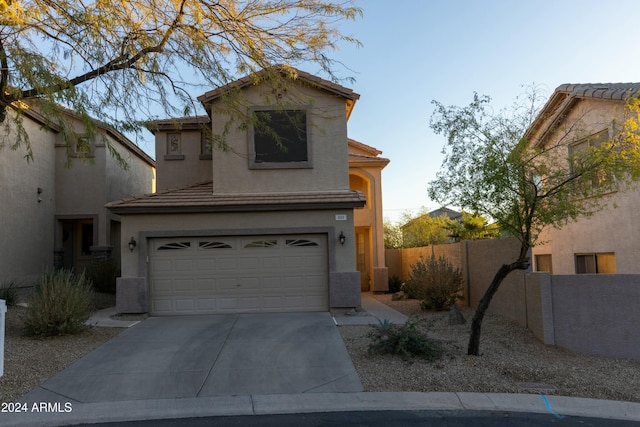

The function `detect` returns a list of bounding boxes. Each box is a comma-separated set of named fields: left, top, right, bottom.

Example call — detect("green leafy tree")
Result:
left=446, top=211, right=500, bottom=242
left=428, top=88, right=640, bottom=356
left=0, top=0, right=361, bottom=159
left=400, top=211, right=452, bottom=248
left=383, top=218, right=403, bottom=249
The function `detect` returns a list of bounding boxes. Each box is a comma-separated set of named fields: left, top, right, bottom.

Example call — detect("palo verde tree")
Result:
left=428, top=87, right=640, bottom=356
left=0, top=0, right=361, bottom=159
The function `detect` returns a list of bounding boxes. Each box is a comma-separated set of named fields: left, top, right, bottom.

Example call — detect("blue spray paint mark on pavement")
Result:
left=540, top=394, right=565, bottom=419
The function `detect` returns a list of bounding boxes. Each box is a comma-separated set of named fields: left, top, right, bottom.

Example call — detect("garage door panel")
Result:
left=150, top=234, right=328, bottom=315
left=195, top=279, right=215, bottom=291
left=152, top=299, right=173, bottom=314
left=174, top=299, right=196, bottom=312
left=196, top=298, right=217, bottom=311
left=239, top=257, right=260, bottom=270
left=261, top=256, right=282, bottom=269
left=196, top=259, right=214, bottom=271
left=238, top=297, right=261, bottom=310
left=151, top=260, right=172, bottom=273
left=217, top=258, right=239, bottom=271
left=173, top=278, right=195, bottom=291
left=174, top=259, right=195, bottom=272
left=153, top=279, right=173, bottom=292
left=238, top=277, right=261, bottom=290
left=217, top=278, right=239, bottom=290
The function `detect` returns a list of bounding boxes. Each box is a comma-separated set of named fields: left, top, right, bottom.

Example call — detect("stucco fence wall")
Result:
left=386, top=238, right=640, bottom=360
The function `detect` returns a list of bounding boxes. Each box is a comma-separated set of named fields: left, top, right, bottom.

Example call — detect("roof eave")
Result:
left=108, top=200, right=366, bottom=215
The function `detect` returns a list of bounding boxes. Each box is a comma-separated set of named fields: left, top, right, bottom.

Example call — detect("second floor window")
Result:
left=73, top=137, right=94, bottom=158
left=251, top=109, right=309, bottom=168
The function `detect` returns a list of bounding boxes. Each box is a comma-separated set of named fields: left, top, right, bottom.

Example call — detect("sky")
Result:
left=315, top=0, right=640, bottom=223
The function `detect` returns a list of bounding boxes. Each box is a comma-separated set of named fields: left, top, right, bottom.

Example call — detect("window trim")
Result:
left=200, top=131, right=213, bottom=160
left=165, top=132, right=185, bottom=161
left=534, top=254, right=553, bottom=273
left=575, top=252, right=616, bottom=274
left=72, top=136, right=95, bottom=159
left=247, top=106, right=313, bottom=169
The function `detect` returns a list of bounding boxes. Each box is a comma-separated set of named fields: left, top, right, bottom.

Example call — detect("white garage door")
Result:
left=149, top=234, right=328, bottom=315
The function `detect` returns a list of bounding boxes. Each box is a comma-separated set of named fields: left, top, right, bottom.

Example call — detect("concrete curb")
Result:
left=2, top=392, right=639, bottom=426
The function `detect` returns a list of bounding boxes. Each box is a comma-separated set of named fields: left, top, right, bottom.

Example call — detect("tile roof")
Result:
left=525, top=82, right=640, bottom=145
left=145, top=115, right=210, bottom=134
left=197, top=66, right=360, bottom=104
left=348, top=153, right=390, bottom=167
left=555, top=83, right=640, bottom=101
left=106, top=181, right=366, bottom=214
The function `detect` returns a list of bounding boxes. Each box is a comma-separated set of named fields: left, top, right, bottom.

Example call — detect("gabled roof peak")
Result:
left=197, top=65, right=360, bottom=104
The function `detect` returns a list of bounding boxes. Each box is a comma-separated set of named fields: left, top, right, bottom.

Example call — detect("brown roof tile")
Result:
left=106, top=182, right=366, bottom=214
left=555, top=83, right=640, bottom=101
left=197, top=66, right=360, bottom=104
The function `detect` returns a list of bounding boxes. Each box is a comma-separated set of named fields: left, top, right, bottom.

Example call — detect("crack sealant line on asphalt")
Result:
left=195, top=313, right=241, bottom=397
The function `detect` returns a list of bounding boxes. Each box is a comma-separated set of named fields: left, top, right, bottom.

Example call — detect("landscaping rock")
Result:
left=448, top=303, right=466, bottom=325
left=391, top=291, right=407, bottom=301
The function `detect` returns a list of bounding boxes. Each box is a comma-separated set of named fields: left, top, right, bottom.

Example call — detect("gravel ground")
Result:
left=339, top=294, right=640, bottom=403
left=1, top=294, right=639, bottom=403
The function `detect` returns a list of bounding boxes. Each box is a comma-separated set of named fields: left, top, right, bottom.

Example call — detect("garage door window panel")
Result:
left=157, top=242, right=191, bottom=250
left=245, top=239, right=278, bottom=248
left=199, top=241, right=233, bottom=249
left=286, top=239, right=319, bottom=247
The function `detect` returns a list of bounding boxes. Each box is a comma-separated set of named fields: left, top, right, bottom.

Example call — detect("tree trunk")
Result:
left=467, top=259, right=529, bottom=356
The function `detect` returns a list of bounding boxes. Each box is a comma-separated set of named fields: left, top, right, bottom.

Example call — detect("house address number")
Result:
left=335, top=214, right=347, bottom=221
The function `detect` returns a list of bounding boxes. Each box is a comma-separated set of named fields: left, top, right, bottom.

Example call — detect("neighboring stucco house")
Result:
left=527, top=83, right=640, bottom=274
left=109, top=67, right=384, bottom=315
left=0, top=106, right=155, bottom=284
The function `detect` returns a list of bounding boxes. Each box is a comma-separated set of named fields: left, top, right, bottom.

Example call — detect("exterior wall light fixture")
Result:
left=128, top=236, right=137, bottom=251
left=339, top=231, right=346, bottom=246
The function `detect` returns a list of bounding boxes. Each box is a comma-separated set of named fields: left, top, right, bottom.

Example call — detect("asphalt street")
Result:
left=73, top=410, right=640, bottom=427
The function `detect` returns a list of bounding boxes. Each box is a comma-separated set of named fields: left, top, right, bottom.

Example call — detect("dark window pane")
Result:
left=254, top=110, right=307, bottom=163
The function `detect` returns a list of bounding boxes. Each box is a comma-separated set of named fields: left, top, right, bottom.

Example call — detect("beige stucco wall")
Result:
left=351, top=168, right=385, bottom=268
left=154, top=129, right=210, bottom=191
left=0, top=111, right=57, bottom=283
left=208, top=83, right=349, bottom=194
left=53, top=114, right=154, bottom=248
left=532, top=97, right=640, bottom=274
left=105, top=137, right=155, bottom=203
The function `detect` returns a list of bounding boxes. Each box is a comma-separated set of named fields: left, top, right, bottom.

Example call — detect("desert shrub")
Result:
left=25, top=269, right=94, bottom=337
left=368, top=316, right=442, bottom=361
left=404, top=254, right=463, bottom=311
left=0, top=280, right=20, bottom=307
left=387, top=275, right=403, bottom=294
left=85, top=258, right=119, bottom=294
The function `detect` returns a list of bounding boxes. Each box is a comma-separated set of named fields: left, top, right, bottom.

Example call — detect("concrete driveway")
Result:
left=22, top=312, right=363, bottom=404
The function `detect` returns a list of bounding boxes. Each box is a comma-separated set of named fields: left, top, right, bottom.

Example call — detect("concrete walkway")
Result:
left=332, top=293, right=408, bottom=326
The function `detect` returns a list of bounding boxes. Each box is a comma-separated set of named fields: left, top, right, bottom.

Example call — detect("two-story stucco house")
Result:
left=109, top=67, right=388, bottom=315
left=527, top=83, right=640, bottom=274
left=0, top=106, right=155, bottom=284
